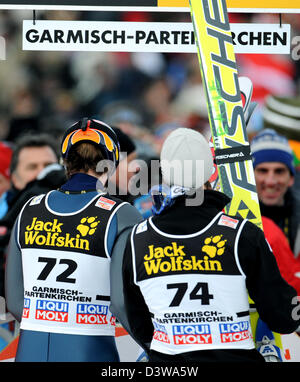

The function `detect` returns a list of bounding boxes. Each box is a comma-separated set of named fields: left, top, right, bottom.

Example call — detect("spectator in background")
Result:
left=9, top=133, right=59, bottom=192
left=251, top=128, right=300, bottom=257
left=108, top=126, right=138, bottom=203
left=131, top=151, right=161, bottom=219
left=0, top=142, right=13, bottom=218
left=109, top=126, right=161, bottom=214
left=0, top=133, right=61, bottom=232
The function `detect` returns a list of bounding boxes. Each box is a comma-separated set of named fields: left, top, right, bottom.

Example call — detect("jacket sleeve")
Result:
left=122, top=234, right=153, bottom=352
left=109, top=204, right=151, bottom=349
left=110, top=226, right=153, bottom=353
left=5, top=218, right=24, bottom=322
left=238, top=220, right=300, bottom=334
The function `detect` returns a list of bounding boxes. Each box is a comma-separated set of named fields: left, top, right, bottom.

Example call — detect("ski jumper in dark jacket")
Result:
left=111, top=190, right=300, bottom=362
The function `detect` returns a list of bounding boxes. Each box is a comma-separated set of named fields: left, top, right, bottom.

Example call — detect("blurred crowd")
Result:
left=0, top=11, right=298, bottom=149
left=0, top=9, right=300, bottom=354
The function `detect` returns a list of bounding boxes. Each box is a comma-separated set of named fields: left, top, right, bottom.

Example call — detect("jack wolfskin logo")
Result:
left=76, top=217, right=100, bottom=237
left=24, top=217, right=90, bottom=251
left=202, top=235, right=227, bottom=258
left=143, top=242, right=223, bottom=276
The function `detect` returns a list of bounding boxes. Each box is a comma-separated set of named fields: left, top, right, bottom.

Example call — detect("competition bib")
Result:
left=132, top=213, right=255, bottom=354
left=18, top=192, right=123, bottom=336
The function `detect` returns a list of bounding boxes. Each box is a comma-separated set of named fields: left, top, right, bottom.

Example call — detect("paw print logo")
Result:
left=202, top=235, right=227, bottom=258
left=76, top=217, right=100, bottom=237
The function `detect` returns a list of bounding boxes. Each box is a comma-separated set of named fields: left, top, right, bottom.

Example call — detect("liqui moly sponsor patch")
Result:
left=219, top=321, right=252, bottom=343
left=173, top=324, right=212, bottom=345
left=76, top=303, right=108, bottom=325
left=153, top=321, right=170, bottom=343
left=35, top=300, right=69, bottom=322
left=22, top=298, right=31, bottom=319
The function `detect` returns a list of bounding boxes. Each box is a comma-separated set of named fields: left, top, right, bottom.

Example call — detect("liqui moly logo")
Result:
left=153, top=321, right=170, bottom=343
left=219, top=321, right=251, bottom=343
left=173, top=324, right=212, bottom=345
left=35, top=300, right=69, bottom=322
left=22, top=298, right=30, bottom=319
left=76, top=304, right=108, bottom=325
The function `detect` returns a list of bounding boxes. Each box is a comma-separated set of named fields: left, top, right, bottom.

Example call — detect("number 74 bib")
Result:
left=131, top=215, right=255, bottom=354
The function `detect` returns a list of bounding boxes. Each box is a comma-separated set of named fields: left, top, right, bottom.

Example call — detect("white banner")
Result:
left=23, top=21, right=291, bottom=54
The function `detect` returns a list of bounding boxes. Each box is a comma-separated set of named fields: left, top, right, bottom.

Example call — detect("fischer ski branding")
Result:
left=189, top=0, right=283, bottom=360
left=189, top=0, right=260, bottom=227
left=209, top=76, right=255, bottom=191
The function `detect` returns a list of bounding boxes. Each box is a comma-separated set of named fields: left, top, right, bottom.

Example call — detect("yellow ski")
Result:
left=189, top=0, right=283, bottom=361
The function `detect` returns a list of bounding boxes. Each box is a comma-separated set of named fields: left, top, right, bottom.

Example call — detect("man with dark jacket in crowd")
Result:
left=251, top=128, right=300, bottom=257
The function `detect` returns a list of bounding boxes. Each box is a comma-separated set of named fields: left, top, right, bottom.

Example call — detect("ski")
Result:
left=209, top=76, right=256, bottom=190
left=239, top=76, right=253, bottom=123
left=189, top=0, right=283, bottom=360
